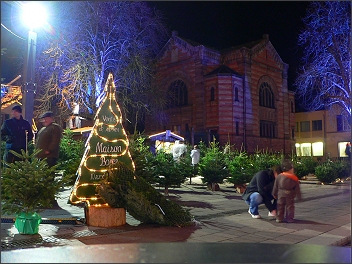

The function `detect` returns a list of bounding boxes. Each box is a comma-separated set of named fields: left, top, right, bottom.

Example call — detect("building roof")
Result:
left=149, top=130, right=184, bottom=142
left=204, top=65, right=242, bottom=77
left=221, top=39, right=262, bottom=53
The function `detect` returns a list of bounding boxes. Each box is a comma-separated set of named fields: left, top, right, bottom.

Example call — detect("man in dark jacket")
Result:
left=35, top=111, right=63, bottom=207
left=242, top=165, right=282, bottom=219
left=35, top=111, right=63, bottom=168
left=1, top=105, right=33, bottom=163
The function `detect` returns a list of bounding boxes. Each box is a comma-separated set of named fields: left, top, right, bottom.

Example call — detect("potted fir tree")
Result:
left=1, top=149, right=68, bottom=235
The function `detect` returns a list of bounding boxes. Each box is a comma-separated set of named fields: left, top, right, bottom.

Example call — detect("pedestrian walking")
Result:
left=272, top=159, right=302, bottom=223
left=242, top=165, right=282, bottom=219
left=1, top=105, right=33, bottom=164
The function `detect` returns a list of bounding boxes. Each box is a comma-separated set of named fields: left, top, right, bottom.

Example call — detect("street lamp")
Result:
left=21, top=2, right=47, bottom=126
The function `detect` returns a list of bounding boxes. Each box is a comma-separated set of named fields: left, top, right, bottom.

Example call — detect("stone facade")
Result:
left=145, top=31, right=295, bottom=155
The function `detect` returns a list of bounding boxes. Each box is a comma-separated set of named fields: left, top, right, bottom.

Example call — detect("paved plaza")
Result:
left=1, top=175, right=351, bottom=262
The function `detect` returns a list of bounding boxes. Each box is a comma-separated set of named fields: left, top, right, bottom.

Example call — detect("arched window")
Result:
left=166, top=80, right=188, bottom=108
left=210, top=87, right=215, bottom=101
left=259, top=82, right=274, bottom=108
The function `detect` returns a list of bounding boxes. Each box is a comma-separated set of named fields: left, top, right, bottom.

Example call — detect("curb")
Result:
left=1, top=217, right=80, bottom=225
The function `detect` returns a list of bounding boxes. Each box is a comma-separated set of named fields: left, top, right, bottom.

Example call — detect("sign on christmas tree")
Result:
left=69, top=73, right=135, bottom=206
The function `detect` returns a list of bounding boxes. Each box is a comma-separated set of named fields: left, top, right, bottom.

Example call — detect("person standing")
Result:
left=35, top=111, right=63, bottom=207
left=190, top=145, right=201, bottom=184
left=35, top=111, right=63, bottom=168
left=272, top=159, right=302, bottom=223
left=190, top=145, right=201, bottom=166
left=1, top=105, right=33, bottom=163
left=242, top=165, right=282, bottom=219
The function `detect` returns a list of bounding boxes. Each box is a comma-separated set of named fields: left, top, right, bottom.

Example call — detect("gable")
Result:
left=251, top=35, right=287, bottom=71
left=157, top=32, right=199, bottom=64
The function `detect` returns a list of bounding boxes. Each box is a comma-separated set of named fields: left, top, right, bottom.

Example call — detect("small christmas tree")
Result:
left=69, top=73, right=135, bottom=206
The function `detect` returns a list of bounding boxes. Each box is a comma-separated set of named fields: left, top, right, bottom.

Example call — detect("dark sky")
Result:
left=148, top=1, right=310, bottom=92
left=1, top=1, right=310, bottom=93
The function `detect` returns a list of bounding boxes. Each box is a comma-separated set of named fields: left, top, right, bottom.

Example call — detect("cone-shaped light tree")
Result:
left=69, top=73, right=135, bottom=206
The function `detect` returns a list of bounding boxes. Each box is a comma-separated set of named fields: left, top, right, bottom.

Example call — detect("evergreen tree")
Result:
left=69, top=73, right=135, bottom=206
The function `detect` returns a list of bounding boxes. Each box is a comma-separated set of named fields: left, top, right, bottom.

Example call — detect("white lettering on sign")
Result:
left=90, top=173, right=105, bottom=180
left=96, top=142, right=122, bottom=153
left=100, top=156, right=119, bottom=166
left=106, top=126, right=119, bottom=132
left=102, top=115, right=116, bottom=122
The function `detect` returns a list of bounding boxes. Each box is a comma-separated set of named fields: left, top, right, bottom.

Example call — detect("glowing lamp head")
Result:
left=21, top=2, right=47, bottom=30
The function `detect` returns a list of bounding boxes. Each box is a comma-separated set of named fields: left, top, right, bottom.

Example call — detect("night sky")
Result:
left=2, top=1, right=310, bottom=95
left=148, top=1, right=310, bottom=92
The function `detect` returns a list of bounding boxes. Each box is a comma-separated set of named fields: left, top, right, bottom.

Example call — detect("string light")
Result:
left=69, top=73, right=135, bottom=206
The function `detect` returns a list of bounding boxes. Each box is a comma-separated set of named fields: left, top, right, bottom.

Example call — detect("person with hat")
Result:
left=35, top=111, right=63, bottom=168
left=1, top=105, right=33, bottom=163
left=35, top=111, right=63, bottom=207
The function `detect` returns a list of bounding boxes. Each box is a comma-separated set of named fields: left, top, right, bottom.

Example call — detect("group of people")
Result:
left=1, top=105, right=63, bottom=206
left=242, top=159, right=302, bottom=223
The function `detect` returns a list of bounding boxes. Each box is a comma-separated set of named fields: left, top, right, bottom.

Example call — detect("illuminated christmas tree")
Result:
left=69, top=73, right=135, bottom=206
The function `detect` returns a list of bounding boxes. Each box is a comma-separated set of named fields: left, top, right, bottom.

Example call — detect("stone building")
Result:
left=145, top=31, right=296, bottom=155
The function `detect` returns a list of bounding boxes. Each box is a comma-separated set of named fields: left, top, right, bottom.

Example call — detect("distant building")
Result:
left=295, top=105, right=351, bottom=160
left=145, top=32, right=295, bottom=155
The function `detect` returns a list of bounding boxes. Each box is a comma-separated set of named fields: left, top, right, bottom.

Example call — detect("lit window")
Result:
left=295, top=143, right=301, bottom=156
left=299, top=143, right=312, bottom=156
left=312, top=142, right=323, bottom=156
left=338, top=141, right=350, bottom=157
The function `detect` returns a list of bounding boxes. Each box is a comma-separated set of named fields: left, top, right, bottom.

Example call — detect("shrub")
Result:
left=227, top=151, right=255, bottom=185
left=128, top=134, right=157, bottom=183
left=330, top=159, right=350, bottom=179
left=292, top=156, right=318, bottom=179
left=58, top=129, right=85, bottom=185
left=251, top=151, right=283, bottom=172
left=198, top=140, right=229, bottom=186
left=97, top=161, right=193, bottom=226
left=314, top=161, right=338, bottom=183
left=153, top=151, right=189, bottom=195
left=1, top=149, right=69, bottom=215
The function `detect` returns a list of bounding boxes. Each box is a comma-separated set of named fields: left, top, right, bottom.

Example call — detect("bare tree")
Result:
left=35, top=1, right=168, bottom=132
left=294, top=1, right=351, bottom=118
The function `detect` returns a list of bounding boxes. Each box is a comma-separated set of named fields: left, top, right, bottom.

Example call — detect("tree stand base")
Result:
left=85, top=205, right=126, bottom=227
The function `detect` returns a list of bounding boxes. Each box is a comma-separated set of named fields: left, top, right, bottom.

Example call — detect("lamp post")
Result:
left=21, top=2, right=47, bottom=126
left=22, top=30, right=36, bottom=126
